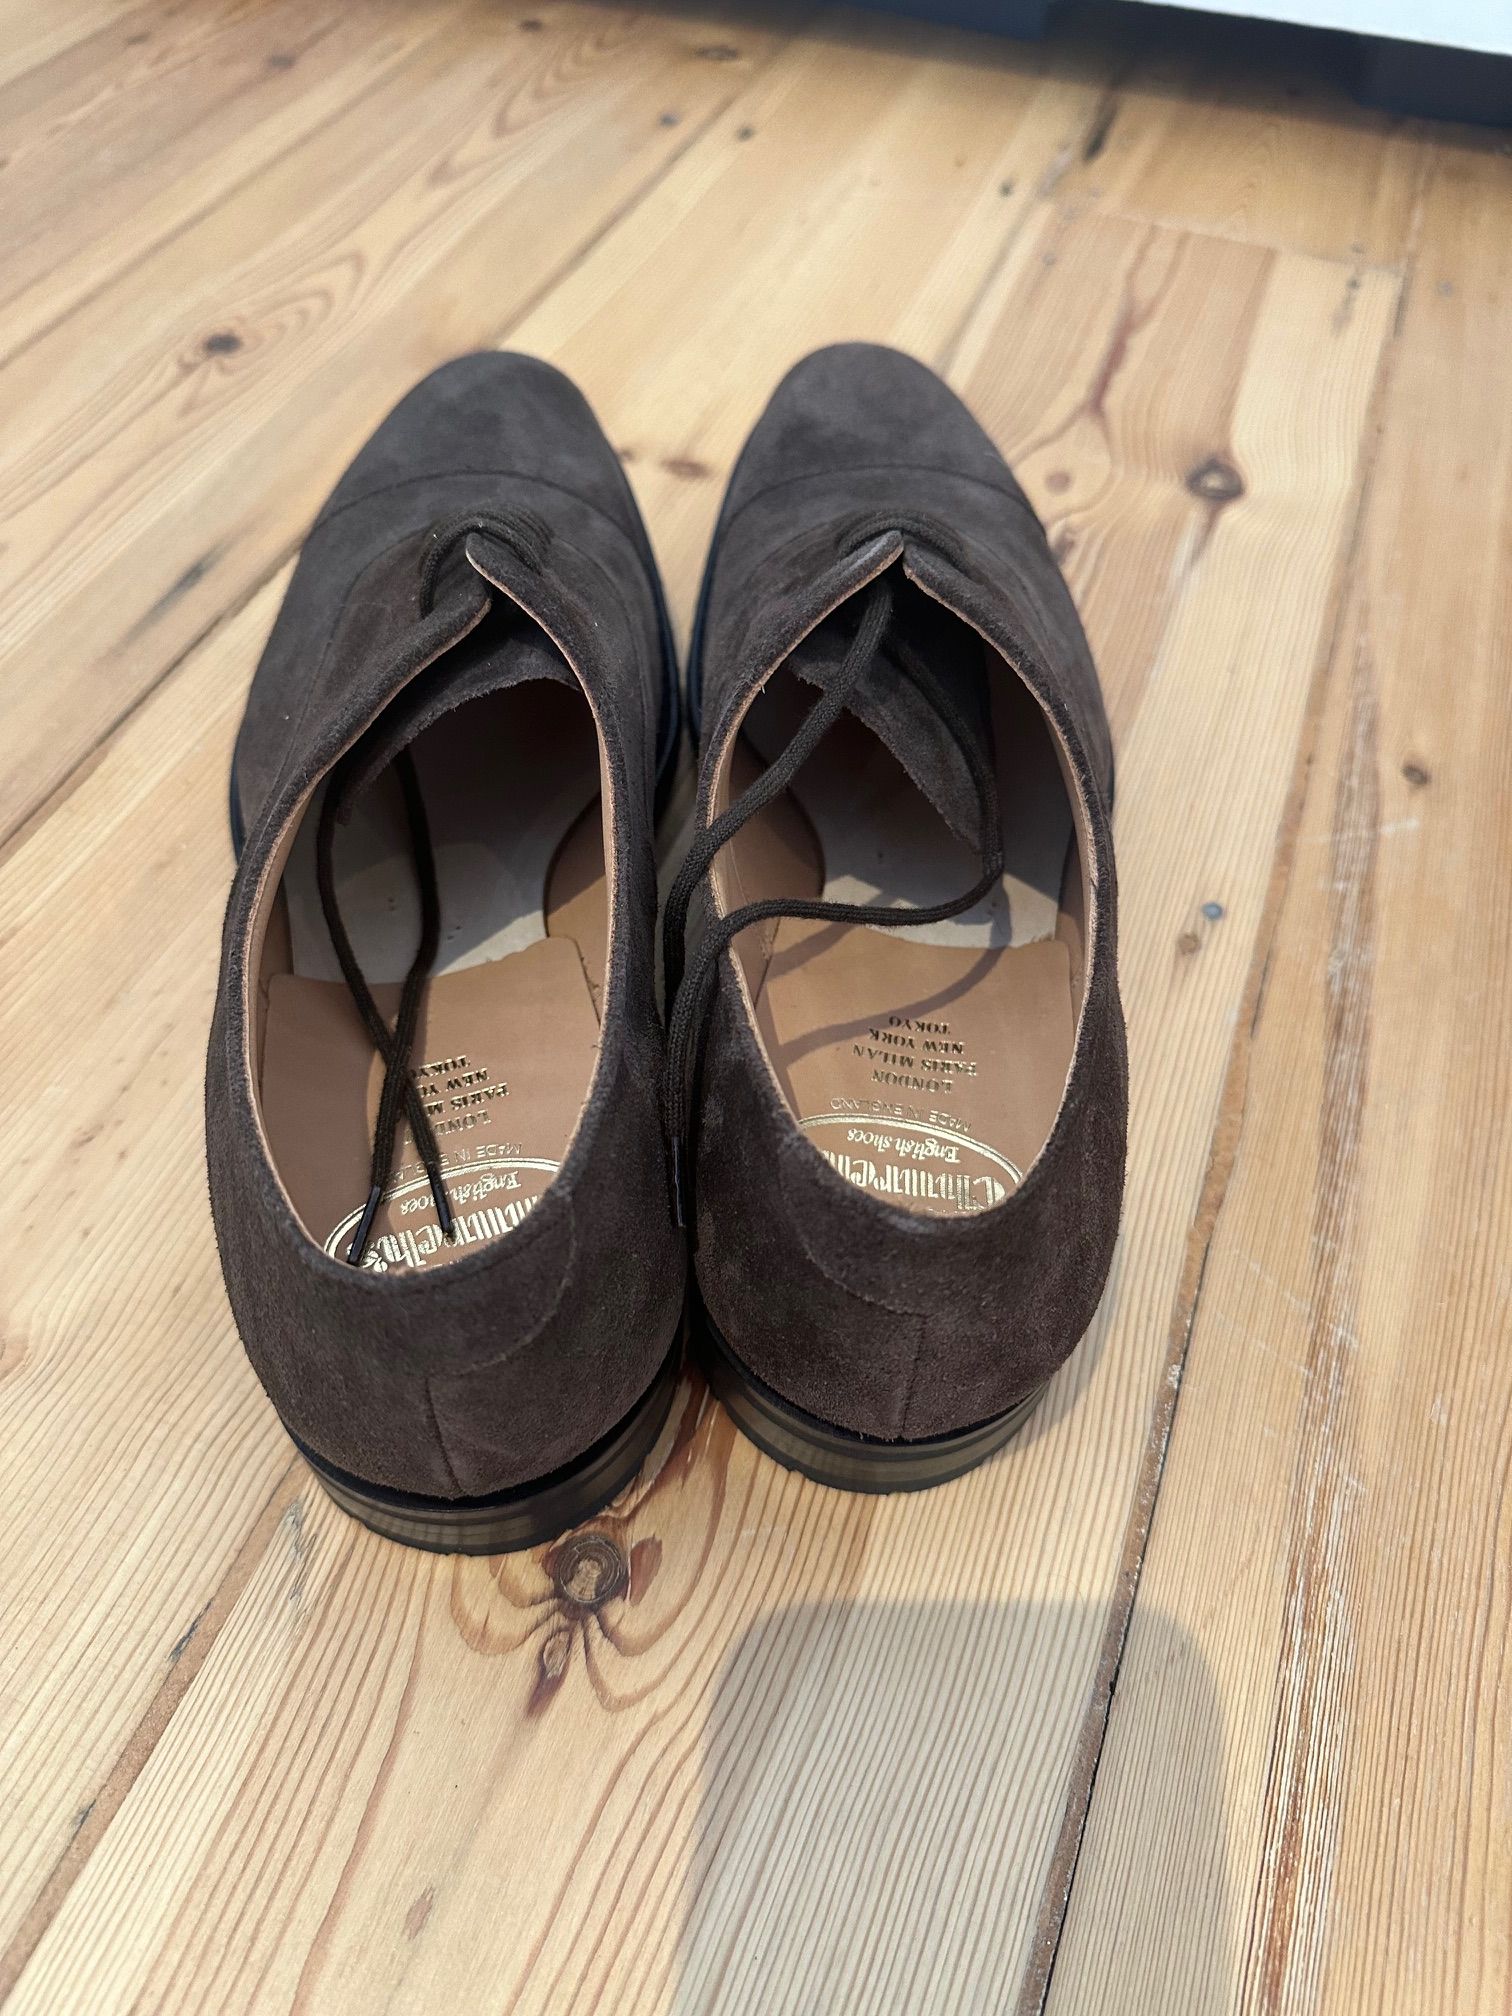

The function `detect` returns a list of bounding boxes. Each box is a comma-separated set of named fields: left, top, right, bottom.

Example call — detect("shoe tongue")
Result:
left=781, top=599, right=992, bottom=847
left=342, top=596, right=575, bottom=802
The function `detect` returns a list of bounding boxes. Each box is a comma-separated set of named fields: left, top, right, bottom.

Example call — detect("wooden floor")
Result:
left=2, top=2, right=1509, bottom=2009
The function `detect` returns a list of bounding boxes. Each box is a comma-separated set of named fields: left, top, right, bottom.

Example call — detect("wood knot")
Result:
left=202, top=329, right=243, bottom=356
left=548, top=1533, right=627, bottom=1611
left=1186, top=455, right=1244, bottom=504
left=1401, top=760, right=1430, bottom=789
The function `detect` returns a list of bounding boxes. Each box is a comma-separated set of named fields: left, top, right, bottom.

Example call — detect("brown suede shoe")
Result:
left=206, top=354, right=684, bottom=1552
left=665, top=344, right=1125, bottom=1491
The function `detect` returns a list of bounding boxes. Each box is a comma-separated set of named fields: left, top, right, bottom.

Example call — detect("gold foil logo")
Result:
left=323, top=1154, right=560, bottom=1272
left=799, top=1114, right=1021, bottom=1215
left=854, top=1012, right=980, bottom=1098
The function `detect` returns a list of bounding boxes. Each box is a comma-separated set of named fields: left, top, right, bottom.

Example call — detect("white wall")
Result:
left=1120, top=0, right=1512, bottom=57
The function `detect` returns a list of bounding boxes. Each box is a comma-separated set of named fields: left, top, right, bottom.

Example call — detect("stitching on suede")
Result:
left=315, top=463, right=676, bottom=758
left=267, top=557, right=392, bottom=807
left=773, top=1141, right=923, bottom=1440
left=314, top=487, right=661, bottom=744
left=310, top=467, right=646, bottom=558
left=423, top=1377, right=464, bottom=1494
left=427, top=1187, right=579, bottom=1376
left=525, top=527, right=661, bottom=732
left=775, top=1125, right=924, bottom=1320
left=257, top=516, right=654, bottom=872
left=714, top=461, right=1036, bottom=547
left=897, top=1322, right=931, bottom=1443
left=696, top=530, right=901, bottom=762
left=463, top=541, right=646, bottom=1111
left=298, top=471, right=667, bottom=753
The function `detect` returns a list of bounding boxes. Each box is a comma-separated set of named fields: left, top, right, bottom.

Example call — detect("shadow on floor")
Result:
left=669, top=1595, right=1231, bottom=2014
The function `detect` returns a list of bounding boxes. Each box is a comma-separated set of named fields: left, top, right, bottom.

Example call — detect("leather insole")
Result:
left=748, top=673, right=1071, bottom=949
left=747, top=666, right=1078, bottom=1218
left=282, top=685, right=598, bottom=981
left=259, top=682, right=605, bottom=1272
left=755, top=923, right=1072, bottom=1215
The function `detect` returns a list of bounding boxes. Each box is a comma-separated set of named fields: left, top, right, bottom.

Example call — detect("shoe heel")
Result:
left=692, top=1297, right=1044, bottom=1494
left=294, top=1344, right=680, bottom=1554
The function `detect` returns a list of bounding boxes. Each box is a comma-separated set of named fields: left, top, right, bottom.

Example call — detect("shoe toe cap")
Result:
left=722, top=342, right=1007, bottom=522
left=319, top=349, right=628, bottom=529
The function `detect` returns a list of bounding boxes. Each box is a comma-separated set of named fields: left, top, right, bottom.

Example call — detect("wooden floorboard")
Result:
left=1051, top=5, right=1431, bottom=265
left=512, top=9, right=1120, bottom=625
left=0, top=576, right=302, bottom=1992
left=0, top=0, right=146, bottom=91
left=1042, top=134, right=1512, bottom=2016
left=0, top=0, right=798, bottom=847
left=0, top=3, right=1506, bottom=2010
left=0, top=0, right=475, bottom=364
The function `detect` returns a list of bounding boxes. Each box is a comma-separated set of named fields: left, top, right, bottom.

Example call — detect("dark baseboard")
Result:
left=861, top=0, right=1051, bottom=36
left=851, top=0, right=1512, bottom=128
left=1355, top=34, right=1512, bottom=124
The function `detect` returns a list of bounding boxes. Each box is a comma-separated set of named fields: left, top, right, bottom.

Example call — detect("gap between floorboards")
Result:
left=1015, top=140, right=1437, bottom=2016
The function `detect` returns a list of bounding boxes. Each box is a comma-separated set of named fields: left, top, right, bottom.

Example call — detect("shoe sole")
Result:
left=292, top=1342, right=681, bottom=1554
left=692, top=1297, right=1045, bottom=1493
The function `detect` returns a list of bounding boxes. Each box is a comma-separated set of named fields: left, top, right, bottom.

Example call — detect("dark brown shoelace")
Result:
left=316, top=508, right=550, bottom=1266
left=660, top=517, right=1004, bottom=1228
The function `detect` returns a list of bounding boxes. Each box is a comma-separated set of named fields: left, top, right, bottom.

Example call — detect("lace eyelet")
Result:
left=833, top=511, right=967, bottom=570
left=417, top=509, right=553, bottom=614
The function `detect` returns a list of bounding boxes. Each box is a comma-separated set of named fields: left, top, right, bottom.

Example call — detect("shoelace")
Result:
left=316, top=508, right=551, bottom=1266
left=660, top=516, right=1004, bottom=1228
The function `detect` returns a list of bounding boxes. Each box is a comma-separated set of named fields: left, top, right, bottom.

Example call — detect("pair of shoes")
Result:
left=205, top=345, right=1126, bottom=1554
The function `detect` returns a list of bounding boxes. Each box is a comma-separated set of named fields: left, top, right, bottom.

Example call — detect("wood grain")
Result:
left=0, top=19, right=1114, bottom=1991
left=0, top=0, right=145, bottom=91
left=0, top=0, right=473, bottom=364
left=1052, top=7, right=1431, bottom=265
left=6, top=188, right=1394, bottom=2011
left=1042, top=136, right=1512, bottom=2016
left=0, top=0, right=794, bottom=846
left=513, top=7, right=1120, bottom=625
left=0, top=579, right=300, bottom=1985
left=3, top=5, right=1506, bottom=2011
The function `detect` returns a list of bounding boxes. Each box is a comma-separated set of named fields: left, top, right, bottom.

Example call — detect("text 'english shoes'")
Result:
left=205, top=353, right=684, bottom=1553
left=667, top=343, right=1127, bottom=1491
